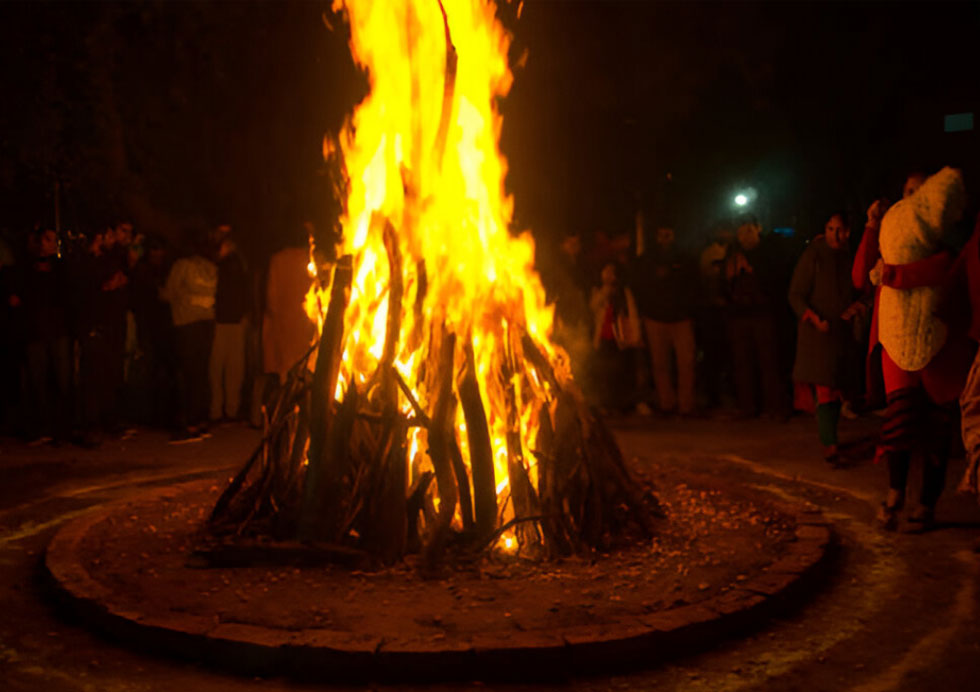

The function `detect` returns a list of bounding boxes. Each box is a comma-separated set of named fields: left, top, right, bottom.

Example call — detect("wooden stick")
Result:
left=208, top=381, right=310, bottom=526
left=531, top=401, right=571, bottom=557
left=299, top=256, right=352, bottom=542
left=479, top=514, right=556, bottom=553
left=405, top=469, right=434, bottom=553
left=520, top=332, right=561, bottom=392
left=457, top=336, right=496, bottom=541
left=377, top=220, right=404, bottom=406
left=421, top=330, right=457, bottom=569
left=448, top=423, right=475, bottom=534
left=502, top=331, right=542, bottom=556
left=433, top=0, right=458, bottom=169
left=407, top=259, right=427, bottom=356
left=394, top=369, right=429, bottom=425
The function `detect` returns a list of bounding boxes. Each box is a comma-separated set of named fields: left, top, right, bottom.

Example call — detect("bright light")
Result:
left=734, top=193, right=749, bottom=207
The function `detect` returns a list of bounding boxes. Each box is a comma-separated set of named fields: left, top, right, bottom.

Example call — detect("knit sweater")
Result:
left=878, top=167, right=965, bottom=371
left=163, top=255, right=217, bottom=327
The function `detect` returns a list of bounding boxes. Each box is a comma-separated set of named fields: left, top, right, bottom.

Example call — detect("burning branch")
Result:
left=299, top=256, right=352, bottom=542
left=457, top=337, right=496, bottom=540
left=421, top=329, right=458, bottom=568
left=204, top=0, right=661, bottom=571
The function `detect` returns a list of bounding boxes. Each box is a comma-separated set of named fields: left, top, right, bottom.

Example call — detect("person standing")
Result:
left=73, top=228, right=131, bottom=445
left=944, top=213, right=980, bottom=547
left=788, top=212, right=865, bottom=464
left=13, top=228, right=71, bottom=443
left=262, top=229, right=315, bottom=386
left=852, top=171, right=927, bottom=413
left=209, top=235, right=249, bottom=422
left=130, top=235, right=177, bottom=427
left=633, top=225, right=699, bottom=416
left=870, top=167, right=972, bottom=531
left=163, top=230, right=217, bottom=440
left=725, top=217, right=789, bottom=419
left=697, top=223, right=735, bottom=411
left=589, top=261, right=642, bottom=413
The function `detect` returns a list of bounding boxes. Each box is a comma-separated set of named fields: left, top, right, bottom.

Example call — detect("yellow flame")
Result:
left=318, top=0, right=566, bottom=542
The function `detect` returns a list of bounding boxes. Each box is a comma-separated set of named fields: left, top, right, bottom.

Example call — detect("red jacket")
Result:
left=852, top=221, right=972, bottom=403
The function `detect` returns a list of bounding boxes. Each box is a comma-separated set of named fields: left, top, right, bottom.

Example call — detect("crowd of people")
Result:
left=549, top=167, right=980, bottom=532
left=0, top=220, right=314, bottom=447
left=3, top=166, right=980, bottom=535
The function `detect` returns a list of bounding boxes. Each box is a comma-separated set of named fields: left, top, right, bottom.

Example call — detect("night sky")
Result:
left=1, top=0, right=978, bottom=262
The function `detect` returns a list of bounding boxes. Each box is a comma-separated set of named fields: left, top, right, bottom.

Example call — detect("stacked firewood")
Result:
left=205, top=3, right=659, bottom=571
left=206, top=245, right=661, bottom=571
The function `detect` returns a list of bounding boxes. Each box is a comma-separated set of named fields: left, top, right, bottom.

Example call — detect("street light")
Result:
left=734, top=193, right=749, bottom=207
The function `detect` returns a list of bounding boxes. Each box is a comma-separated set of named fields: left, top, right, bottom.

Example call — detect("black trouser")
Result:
left=697, top=306, right=731, bottom=409
left=175, top=320, right=214, bottom=429
left=0, top=334, right=22, bottom=432
left=592, top=339, right=634, bottom=411
left=729, top=311, right=786, bottom=416
left=79, top=332, right=114, bottom=432
left=143, top=334, right=179, bottom=428
left=25, top=336, right=71, bottom=440
left=883, top=389, right=954, bottom=509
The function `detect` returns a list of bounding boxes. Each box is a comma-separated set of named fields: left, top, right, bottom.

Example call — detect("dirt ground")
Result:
left=6, top=416, right=979, bottom=691
left=74, top=465, right=798, bottom=649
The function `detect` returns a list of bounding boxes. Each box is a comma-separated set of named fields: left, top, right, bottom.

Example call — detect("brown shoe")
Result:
left=906, top=505, right=936, bottom=533
left=876, top=502, right=900, bottom=531
left=823, top=444, right=841, bottom=467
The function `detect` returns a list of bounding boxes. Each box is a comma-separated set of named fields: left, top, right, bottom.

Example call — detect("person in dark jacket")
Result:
left=788, top=212, right=866, bottom=463
left=130, top=235, right=177, bottom=427
left=632, top=225, right=699, bottom=415
left=209, top=235, right=250, bottom=421
left=14, top=228, right=71, bottom=442
left=725, top=216, right=789, bottom=419
left=72, top=228, right=130, bottom=445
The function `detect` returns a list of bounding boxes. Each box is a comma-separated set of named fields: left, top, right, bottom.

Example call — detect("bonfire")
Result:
left=207, top=0, right=659, bottom=569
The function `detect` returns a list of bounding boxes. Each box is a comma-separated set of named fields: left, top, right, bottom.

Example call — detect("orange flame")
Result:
left=313, top=0, right=567, bottom=545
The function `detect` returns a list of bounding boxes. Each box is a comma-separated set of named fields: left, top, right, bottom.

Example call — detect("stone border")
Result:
left=44, top=481, right=834, bottom=681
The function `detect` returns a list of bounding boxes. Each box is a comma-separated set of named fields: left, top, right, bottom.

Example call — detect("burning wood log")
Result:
left=531, top=401, right=573, bottom=557
left=359, top=413, right=407, bottom=564
left=433, top=0, right=458, bottom=170
left=204, top=0, right=662, bottom=571
left=421, top=330, right=457, bottom=569
left=501, top=330, right=543, bottom=556
left=379, top=221, right=404, bottom=403
left=457, top=337, right=496, bottom=540
left=299, top=256, right=352, bottom=542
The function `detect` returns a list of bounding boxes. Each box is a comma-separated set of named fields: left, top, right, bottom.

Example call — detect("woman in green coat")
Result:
left=788, top=212, right=867, bottom=463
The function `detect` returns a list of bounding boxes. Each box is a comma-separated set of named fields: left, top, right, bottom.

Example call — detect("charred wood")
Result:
left=299, top=256, right=352, bottom=542
left=457, top=337, right=496, bottom=541
left=420, top=330, right=457, bottom=570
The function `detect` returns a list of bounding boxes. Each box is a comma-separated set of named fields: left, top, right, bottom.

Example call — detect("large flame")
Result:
left=314, top=0, right=566, bottom=538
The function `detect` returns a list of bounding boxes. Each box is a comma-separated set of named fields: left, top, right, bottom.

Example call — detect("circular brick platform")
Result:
left=44, top=476, right=834, bottom=681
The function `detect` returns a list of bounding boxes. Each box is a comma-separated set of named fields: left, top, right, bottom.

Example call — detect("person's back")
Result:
left=633, top=244, right=698, bottom=323
left=163, top=235, right=218, bottom=438
left=164, top=253, right=217, bottom=327
left=73, top=250, right=117, bottom=336
left=131, top=248, right=173, bottom=348
left=22, top=248, right=68, bottom=343
left=215, top=249, right=249, bottom=325
left=263, top=245, right=314, bottom=381
left=209, top=238, right=250, bottom=422
left=17, top=228, right=71, bottom=441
